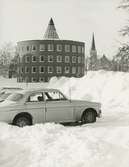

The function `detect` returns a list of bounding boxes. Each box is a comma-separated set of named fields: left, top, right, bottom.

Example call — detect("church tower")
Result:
left=89, top=33, right=98, bottom=70
left=90, top=33, right=97, bottom=58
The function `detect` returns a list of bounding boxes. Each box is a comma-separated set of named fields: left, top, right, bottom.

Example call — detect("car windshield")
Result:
left=7, top=93, right=24, bottom=102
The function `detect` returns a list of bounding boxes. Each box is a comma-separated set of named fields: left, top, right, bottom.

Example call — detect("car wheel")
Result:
left=13, top=116, right=32, bottom=127
left=81, top=110, right=96, bottom=124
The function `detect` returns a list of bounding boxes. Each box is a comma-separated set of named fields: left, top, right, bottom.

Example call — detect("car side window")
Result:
left=44, top=91, right=67, bottom=101
left=27, top=92, right=44, bottom=102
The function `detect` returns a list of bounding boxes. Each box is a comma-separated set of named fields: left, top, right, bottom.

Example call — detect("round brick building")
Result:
left=16, top=18, right=85, bottom=82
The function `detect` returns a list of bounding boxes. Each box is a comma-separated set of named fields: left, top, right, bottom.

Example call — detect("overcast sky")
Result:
left=0, top=0, right=128, bottom=58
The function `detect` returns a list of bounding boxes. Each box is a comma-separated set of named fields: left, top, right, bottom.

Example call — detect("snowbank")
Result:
left=0, top=71, right=129, bottom=167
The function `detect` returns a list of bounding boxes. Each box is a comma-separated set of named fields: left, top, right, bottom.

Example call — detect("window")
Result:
left=32, top=66, right=37, bottom=73
left=32, top=45, right=37, bottom=51
left=21, top=67, right=24, bottom=73
left=25, top=67, right=29, bottom=73
left=57, top=44, right=62, bottom=51
left=72, top=56, right=76, bottom=63
left=78, top=46, right=81, bottom=53
left=39, top=66, right=45, bottom=73
left=39, top=44, right=45, bottom=51
left=44, top=91, right=67, bottom=101
left=56, top=66, right=62, bottom=73
left=65, top=45, right=70, bottom=52
left=27, top=92, right=44, bottom=102
left=57, top=55, right=62, bottom=62
left=32, top=55, right=36, bottom=62
left=25, top=56, right=30, bottom=63
left=82, top=46, right=85, bottom=53
left=27, top=46, right=30, bottom=51
left=65, top=66, right=70, bottom=73
left=31, top=78, right=37, bottom=82
left=78, top=67, right=81, bottom=74
left=72, top=67, right=76, bottom=74
left=72, top=45, right=76, bottom=53
left=40, top=55, right=45, bottom=62
left=7, top=93, right=24, bottom=102
left=48, top=55, right=53, bottom=62
left=48, top=44, right=54, bottom=51
left=48, top=66, right=53, bottom=73
left=65, top=56, right=70, bottom=63
left=78, top=56, right=81, bottom=63
left=39, top=77, right=45, bottom=82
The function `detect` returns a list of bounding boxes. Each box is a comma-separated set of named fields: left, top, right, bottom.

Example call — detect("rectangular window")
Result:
left=57, top=55, right=62, bottom=62
left=25, top=67, right=29, bottom=73
left=78, top=46, right=81, bottom=53
left=25, top=56, right=30, bottom=63
left=72, top=56, right=76, bottom=63
left=78, top=56, right=81, bottom=63
left=48, top=55, right=53, bottom=62
left=39, top=66, right=45, bottom=73
left=40, top=55, right=45, bottom=62
left=32, top=45, right=37, bottom=52
left=65, top=56, right=70, bottom=63
left=57, top=44, right=62, bottom=51
left=65, top=66, right=70, bottom=73
left=56, top=66, right=62, bottom=73
left=48, top=44, right=54, bottom=51
left=32, top=55, right=36, bottom=62
left=32, top=66, right=37, bottom=73
left=78, top=67, right=81, bottom=74
left=82, top=46, right=85, bottom=53
left=72, top=67, right=76, bottom=74
left=65, top=45, right=70, bottom=52
left=31, top=78, right=37, bottom=82
left=48, top=66, right=53, bottom=73
left=21, top=67, right=24, bottom=73
left=39, top=77, right=45, bottom=82
left=39, top=44, right=45, bottom=51
left=27, top=46, right=30, bottom=52
left=72, top=45, right=76, bottom=53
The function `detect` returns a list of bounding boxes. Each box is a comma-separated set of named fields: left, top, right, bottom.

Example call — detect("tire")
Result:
left=13, top=116, right=32, bottom=127
left=81, top=110, right=96, bottom=124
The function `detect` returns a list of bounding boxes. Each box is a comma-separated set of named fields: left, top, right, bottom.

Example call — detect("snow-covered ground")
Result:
left=1, top=70, right=129, bottom=167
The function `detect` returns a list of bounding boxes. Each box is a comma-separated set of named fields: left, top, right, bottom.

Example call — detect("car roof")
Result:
left=0, top=87, right=23, bottom=91
left=16, top=88, right=61, bottom=94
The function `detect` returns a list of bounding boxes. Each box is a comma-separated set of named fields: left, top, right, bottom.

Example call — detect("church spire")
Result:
left=91, top=33, right=96, bottom=51
left=43, top=18, right=60, bottom=40
left=90, top=33, right=97, bottom=58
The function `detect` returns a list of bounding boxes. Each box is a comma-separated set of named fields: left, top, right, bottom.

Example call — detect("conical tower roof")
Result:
left=91, top=33, right=96, bottom=50
left=43, top=18, right=60, bottom=40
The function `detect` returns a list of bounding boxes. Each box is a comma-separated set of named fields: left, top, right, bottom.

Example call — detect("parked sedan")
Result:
left=0, top=88, right=101, bottom=127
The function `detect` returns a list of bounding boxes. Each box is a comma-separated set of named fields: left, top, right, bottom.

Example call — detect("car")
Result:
left=0, top=87, right=23, bottom=102
left=0, top=88, right=101, bottom=127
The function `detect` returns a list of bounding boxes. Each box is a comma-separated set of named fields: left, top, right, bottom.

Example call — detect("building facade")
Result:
left=16, top=18, right=85, bottom=82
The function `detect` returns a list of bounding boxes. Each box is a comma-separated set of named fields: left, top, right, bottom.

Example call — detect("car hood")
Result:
left=0, top=100, right=16, bottom=107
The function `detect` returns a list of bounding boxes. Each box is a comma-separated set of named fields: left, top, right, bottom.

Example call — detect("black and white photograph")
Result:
left=0, top=0, right=129, bottom=166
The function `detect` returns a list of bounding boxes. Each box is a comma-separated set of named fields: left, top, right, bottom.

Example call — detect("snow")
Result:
left=0, top=70, right=129, bottom=167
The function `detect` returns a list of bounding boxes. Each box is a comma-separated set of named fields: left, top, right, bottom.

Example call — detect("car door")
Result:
left=44, top=90, right=74, bottom=123
left=24, top=92, right=46, bottom=124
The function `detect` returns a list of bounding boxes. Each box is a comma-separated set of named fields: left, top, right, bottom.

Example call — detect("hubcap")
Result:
left=16, top=117, right=29, bottom=127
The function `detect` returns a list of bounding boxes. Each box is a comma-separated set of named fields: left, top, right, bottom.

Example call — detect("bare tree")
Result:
left=0, top=42, right=16, bottom=66
left=119, top=0, right=129, bottom=36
